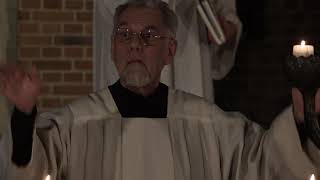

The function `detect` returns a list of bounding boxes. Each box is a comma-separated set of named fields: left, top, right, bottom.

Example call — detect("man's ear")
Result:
left=164, top=39, right=177, bottom=65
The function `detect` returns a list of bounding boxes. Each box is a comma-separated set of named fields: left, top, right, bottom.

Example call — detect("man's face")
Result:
left=111, top=7, right=176, bottom=88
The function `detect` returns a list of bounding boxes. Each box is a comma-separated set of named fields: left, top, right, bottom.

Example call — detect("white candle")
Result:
left=45, top=175, right=50, bottom=180
left=310, top=174, right=316, bottom=180
left=293, top=40, right=314, bottom=58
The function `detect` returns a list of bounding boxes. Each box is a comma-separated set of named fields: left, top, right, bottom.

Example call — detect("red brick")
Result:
left=32, top=60, right=72, bottom=70
left=19, top=36, right=52, bottom=46
left=21, top=0, right=41, bottom=9
left=42, top=72, right=62, bottom=82
left=64, top=24, right=83, bottom=34
left=42, top=47, right=62, bottom=58
left=64, top=72, right=83, bottom=82
left=74, top=61, right=92, bottom=70
left=42, top=24, right=61, bottom=34
left=18, top=11, right=31, bottom=21
left=86, top=1, right=93, bottom=10
left=76, top=12, right=92, bottom=22
left=84, top=24, right=92, bottom=34
left=43, top=0, right=62, bottom=9
left=33, top=11, right=74, bottom=22
left=54, top=36, right=92, bottom=45
left=19, top=23, right=39, bottom=33
left=65, top=0, right=84, bottom=9
left=86, top=47, right=92, bottom=58
left=85, top=73, right=92, bottom=82
left=64, top=47, right=84, bottom=57
left=20, top=47, right=41, bottom=58
left=54, top=85, right=92, bottom=95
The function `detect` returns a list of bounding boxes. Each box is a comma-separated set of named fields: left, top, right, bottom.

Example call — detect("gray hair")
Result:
left=113, top=0, right=178, bottom=37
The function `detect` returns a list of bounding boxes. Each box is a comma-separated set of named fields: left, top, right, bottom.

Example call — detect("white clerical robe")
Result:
left=94, top=0, right=242, bottom=102
left=6, top=88, right=320, bottom=180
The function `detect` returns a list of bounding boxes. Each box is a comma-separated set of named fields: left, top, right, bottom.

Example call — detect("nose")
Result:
left=129, top=34, right=143, bottom=52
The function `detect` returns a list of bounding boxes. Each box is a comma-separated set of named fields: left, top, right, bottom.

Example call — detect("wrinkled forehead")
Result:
left=116, top=7, right=167, bottom=31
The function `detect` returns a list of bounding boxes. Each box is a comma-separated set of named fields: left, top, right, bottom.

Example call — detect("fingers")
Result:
left=207, top=28, right=214, bottom=43
left=4, top=65, right=24, bottom=82
left=219, top=16, right=237, bottom=41
left=292, top=88, right=320, bottom=124
left=292, top=88, right=304, bottom=124
left=24, top=65, right=41, bottom=91
left=315, top=88, right=320, bottom=113
left=207, top=15, right=237, bottom=44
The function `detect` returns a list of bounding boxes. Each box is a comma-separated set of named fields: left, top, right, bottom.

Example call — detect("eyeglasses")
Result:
left=113, top=27, right=174, bottom=46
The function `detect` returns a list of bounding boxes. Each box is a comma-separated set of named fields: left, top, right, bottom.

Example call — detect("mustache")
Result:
left=126, top=59, right=146, bottom=68
left=127, top=53, right=143, bottom=61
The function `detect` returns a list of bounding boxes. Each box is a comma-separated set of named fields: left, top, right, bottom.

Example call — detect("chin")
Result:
left=120, top=63, right=151, bottom=88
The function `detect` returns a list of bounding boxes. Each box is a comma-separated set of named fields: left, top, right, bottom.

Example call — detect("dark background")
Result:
left=215, top=0, right=320, bottom=127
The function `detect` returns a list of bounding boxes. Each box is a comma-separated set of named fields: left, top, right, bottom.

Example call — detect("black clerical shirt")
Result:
left=11, top=81, right=169, bottom=165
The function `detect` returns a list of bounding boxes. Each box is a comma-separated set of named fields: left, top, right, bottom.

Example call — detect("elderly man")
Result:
left=95, top=0, right=241, bottom=102
left=1, top=0, right=319, bottom=180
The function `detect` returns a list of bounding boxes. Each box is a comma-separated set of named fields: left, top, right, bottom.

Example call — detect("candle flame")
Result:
left=45, top=175, right=51, bottom=180
left=310, top=174, right=316, bottom=180
left=301, top=40, right=306, bottom=46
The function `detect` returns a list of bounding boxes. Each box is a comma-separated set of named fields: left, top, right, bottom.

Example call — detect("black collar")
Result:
left=108, top=81, right=168, bottom=118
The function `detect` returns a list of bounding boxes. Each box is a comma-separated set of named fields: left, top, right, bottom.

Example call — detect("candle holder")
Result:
left=284, top=55, right=320, bottom=148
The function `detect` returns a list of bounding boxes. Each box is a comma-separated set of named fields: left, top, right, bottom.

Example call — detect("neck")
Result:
left=120, top=80, right=160, bottom=97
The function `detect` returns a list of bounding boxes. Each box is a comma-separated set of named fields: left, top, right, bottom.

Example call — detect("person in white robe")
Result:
left=94, top=0, right=242, bottom=102
left=1, top=1, right=320, bottom=180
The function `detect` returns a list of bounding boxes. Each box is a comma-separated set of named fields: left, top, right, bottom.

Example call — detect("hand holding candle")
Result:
left=293, top=40, right=314, bottom=58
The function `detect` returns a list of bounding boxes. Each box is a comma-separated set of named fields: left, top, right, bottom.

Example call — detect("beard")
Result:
left=119, top=62, right=151, bottom=88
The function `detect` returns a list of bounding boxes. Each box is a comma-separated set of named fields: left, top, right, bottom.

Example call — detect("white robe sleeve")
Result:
left=205, top=105, right=317, bottom=180
left=171, top=90, right=318, bottom=179
left=7, top=89, right=117, bottom=180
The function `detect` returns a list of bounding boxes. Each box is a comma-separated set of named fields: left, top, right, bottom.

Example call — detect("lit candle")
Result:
left=293, top=40, right=314, bottom=58
left=45, top=175, right=50, bottom=180
left=310, top=174, right=316, bottom=180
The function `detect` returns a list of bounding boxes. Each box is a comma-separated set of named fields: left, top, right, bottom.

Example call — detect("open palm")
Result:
left=0, top=64, right=41, bottom=113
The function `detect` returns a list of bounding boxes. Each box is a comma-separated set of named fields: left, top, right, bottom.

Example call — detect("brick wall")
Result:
left=18, top=0, right=93, bottom=111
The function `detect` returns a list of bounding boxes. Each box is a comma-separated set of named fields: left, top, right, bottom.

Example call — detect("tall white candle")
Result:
left=293, top=40, right=314, bottom=58
left=310, top=174, right=316, bottom=180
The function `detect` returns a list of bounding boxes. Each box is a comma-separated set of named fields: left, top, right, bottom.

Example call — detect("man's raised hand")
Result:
left=0, top=64, right=41, bottom=114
